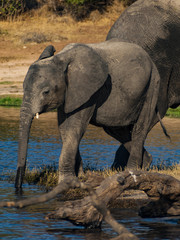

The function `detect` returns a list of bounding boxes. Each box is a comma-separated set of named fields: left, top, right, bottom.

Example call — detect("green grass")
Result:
left=0, top=96, right=22, bottom=107
left=0, top=81, right=14, bottom=85
left=166, top=107, right=180, bottom=118
left=0, top=96, right=179, bottom=118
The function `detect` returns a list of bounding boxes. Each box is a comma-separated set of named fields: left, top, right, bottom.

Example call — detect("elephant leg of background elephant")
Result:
left=111, top=142, right=152, bottom=170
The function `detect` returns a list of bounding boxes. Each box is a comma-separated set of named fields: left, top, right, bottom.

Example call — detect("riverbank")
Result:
left=1, top=105, right=179, bottom=186
left=1, top=104, right=180, bottom=237
left=0, top=1, right=124, bottom=97
left=1, top=104, right=180, bottom=191
left=0, top=2, right=179, bottom=117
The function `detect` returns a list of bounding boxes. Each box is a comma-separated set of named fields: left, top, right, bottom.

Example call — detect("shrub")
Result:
left=0, top=0, right=24, bottom=19
left=22, top=32, right=49, bottom=44
left=0, top=0, right=39, bottom=19
left=0, top=0, right=137, bottom=20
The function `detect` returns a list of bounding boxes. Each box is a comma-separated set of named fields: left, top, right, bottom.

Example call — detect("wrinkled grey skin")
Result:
left=106, top=0, right=180, bottom=170
left=15, top=40, right=160, bottom=189
left=107, top=0, right=180, bottom=115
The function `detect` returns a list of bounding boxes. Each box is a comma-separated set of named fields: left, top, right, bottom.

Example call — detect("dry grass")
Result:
left=19, top=163, right=180, bottom=191
left=0, top=1, right=125, bottom=49
left=0, top=1, right=125, bottom=64
left=149, top=165, right=180, bottom=181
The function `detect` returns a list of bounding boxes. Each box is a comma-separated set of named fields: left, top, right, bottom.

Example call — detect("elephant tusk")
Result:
left=36, top=113, right=39, bottom=119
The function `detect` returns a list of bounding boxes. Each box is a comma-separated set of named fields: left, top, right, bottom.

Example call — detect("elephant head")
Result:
left=15, top=44, right=108, bottom=189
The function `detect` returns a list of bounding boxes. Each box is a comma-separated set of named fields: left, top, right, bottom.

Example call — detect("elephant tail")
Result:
left=156, top=109, right=170, bottom=139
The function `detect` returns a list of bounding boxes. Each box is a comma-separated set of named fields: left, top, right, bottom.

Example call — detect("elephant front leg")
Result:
left=59, top=144, right=83, bottom=180
left=75, top=149, right=83, bottom=177
left=57, top=106, right=95, bottom=183
left=58, top=131, right=80, bottom=182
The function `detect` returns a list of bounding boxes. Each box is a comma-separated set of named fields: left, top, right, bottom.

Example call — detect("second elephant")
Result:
left=15, top=40, right=160, bottom=189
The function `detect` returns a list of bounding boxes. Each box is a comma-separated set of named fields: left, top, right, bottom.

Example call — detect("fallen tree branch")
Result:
left=79, top=181, right=138, bottom=239
left=47, top=171, right=180, bottom=224
left=0, top=176, right=79, bottom=208
left=0, top=171, right=179, bottom=239
left=0, top=174, right=138, bottom=239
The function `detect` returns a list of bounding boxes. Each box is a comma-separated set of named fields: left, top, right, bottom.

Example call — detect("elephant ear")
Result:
left=38, top=45, right=56, bottom=60
left=63, top=45, right=108, bottom=113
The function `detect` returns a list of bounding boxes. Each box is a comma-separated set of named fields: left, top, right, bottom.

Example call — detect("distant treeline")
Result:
left=0, top=0, right=136, bottom=20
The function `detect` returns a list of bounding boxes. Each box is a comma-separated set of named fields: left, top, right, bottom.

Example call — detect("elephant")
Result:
left=15, top=40, right=162, bottom=189
left=106, top=0, right=180, bottom=169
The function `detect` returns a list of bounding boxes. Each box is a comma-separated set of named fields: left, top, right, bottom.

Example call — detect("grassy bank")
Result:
left=166, top=107, right=180, bottom=118
left=0, top=96, right=180, bottom=118
left=7, top=164, right=180, bottom=193
left=0, top=96, right=22, bottom=107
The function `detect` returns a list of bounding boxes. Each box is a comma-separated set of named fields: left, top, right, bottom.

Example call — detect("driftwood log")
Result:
left=46, top=171, right=180, bottom=223
left=0, top=171, right=180, bottom=239
left=0, top=174, right=138, bottom=240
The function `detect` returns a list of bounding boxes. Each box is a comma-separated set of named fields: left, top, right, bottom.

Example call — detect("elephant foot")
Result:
left=142, top=150, right=152, bottom=169
left=58, top=171, right=76, bottom=184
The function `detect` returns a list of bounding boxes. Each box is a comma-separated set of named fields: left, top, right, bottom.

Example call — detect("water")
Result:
left=0, top=107, right=180, bottom=239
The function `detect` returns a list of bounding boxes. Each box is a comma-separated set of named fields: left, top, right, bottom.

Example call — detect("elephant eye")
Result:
left=43, top=89, right=50, bottom=96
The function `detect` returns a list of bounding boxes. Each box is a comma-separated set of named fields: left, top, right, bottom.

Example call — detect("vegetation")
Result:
left=0, top=0, right=137, bottom=20
left=0, top=0, right=24, bottom=19
left=166, top=106, right=180, bottom=118
left=0, top=97, right=179, bottom=118
left=7, top=164, right=180, bottom=194
left=0, top=96, right=22, bottom=107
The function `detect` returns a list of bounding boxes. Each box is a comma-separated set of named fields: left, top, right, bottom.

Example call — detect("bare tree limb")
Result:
left=0, top=174, right=138, bottom=239
left=0, top=170, right=179, bottom=239
left=47, top=171, right=180, bottom=223
left=0, top=176, right=79, bottom=208
left=79, top=181, right=138, bottom=239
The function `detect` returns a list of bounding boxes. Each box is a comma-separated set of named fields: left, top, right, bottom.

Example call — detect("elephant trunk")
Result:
left=15, top=102, right=33, bottom=189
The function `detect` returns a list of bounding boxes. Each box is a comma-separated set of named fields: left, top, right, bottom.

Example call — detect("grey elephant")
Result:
left=106, top=0, right=180, bottom=168
left=15, top=40, right=161, bottom=189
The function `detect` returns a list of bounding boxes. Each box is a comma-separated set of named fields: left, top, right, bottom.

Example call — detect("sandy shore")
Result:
left=0, top=59, right=33, bottom=96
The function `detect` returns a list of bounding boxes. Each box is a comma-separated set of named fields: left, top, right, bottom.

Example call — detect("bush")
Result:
left=0, top=0, right=137, bottom=20
left=0, top=0, right=24, bottom=19
left=22, top=32, right=49, bottom=44
left=0, top=0, right=38, bottom=19
left=53, top=0, right=137, bottom=20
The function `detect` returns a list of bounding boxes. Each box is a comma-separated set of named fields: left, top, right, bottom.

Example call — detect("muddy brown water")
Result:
left=0, top=107, right=180, bottom=239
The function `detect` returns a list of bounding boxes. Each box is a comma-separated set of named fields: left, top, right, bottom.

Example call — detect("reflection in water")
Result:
left=0, top=108, right=179, bottom=174
left=0, top=107, right=180, bottom=239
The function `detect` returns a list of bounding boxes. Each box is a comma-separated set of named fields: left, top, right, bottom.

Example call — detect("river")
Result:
left=0, top=107, right=180, bottom=239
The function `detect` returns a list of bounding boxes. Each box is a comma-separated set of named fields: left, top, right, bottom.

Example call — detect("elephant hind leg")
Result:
left=103, top=126, right=130, bottom=170
left=103, top=126, right=152, bottom=170
left=111, top=142, right=152, bottom=171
